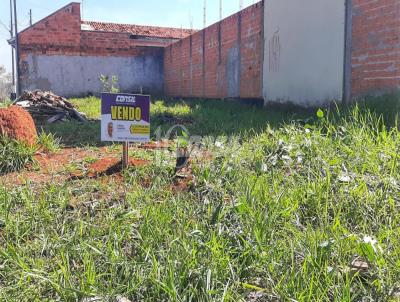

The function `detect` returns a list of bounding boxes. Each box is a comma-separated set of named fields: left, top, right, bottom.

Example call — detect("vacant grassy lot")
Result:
left=0, top=95, right=399, bottom=301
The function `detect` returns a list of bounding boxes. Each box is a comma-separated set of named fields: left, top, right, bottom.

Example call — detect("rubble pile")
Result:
left=14, top=90, right=87, bottom=124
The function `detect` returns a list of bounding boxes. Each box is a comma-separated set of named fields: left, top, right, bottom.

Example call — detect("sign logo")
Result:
left=116, top=95, right=136, bottom=103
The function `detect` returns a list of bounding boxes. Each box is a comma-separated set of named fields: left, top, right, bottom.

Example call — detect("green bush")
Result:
left=0, top=136, right=36, bottom=174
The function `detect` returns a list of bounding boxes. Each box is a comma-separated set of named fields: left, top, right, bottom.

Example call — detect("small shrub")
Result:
left=0, top=136, right=36, bottom=174
left=37, top=131, right=61, bottom=153
left=99, top=74, right=120, bottom=93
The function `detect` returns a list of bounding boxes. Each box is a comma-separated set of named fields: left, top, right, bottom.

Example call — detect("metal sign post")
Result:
left=122, top=141, right=129, bottom=169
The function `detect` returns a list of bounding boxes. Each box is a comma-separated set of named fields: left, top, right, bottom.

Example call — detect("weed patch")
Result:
left=0, top=136, right=36, bottom=174
left=37, top=131, right=62, bottom=153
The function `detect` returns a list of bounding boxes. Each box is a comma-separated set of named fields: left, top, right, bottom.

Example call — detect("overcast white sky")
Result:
left=0, top=0, right=259, bottom=73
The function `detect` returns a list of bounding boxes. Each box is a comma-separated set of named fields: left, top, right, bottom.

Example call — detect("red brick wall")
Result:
left=351, top=0, right=400, bottom=97
left=191, top=31, right=205, bottom=97
left=204, top=22, right=220, bottom=98
left=164, top=2, right=264, bottom=99
left=240, top=4, right=263, bottom=98
left=164, top=41, right=181, bottom=96
left=80, top=31, right=164, bottom=57
left=19, top=3, right=81, bottom=57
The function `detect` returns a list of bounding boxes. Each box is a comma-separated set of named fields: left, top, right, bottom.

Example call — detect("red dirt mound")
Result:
left=0, top=105, right=37, bottom=146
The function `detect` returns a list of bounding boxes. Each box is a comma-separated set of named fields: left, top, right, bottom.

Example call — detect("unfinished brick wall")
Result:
left=80, top=31, right=164, bottom=57
left=164, top=2, right=263, bottom=99
left=18, top=2, right=179, bottom=96
left=351, top=0, right=400, bottom=97
left=19, top=3, right=82, bottom=57
left=18, top=3, right=168, bottom=61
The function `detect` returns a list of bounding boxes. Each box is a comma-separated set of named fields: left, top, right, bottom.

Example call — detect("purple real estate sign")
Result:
left=101, top=93, right=150, bottom=142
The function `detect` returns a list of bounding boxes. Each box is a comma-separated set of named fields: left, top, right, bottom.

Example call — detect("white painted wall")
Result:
left=263, top=0, right=346, bottom=106
left=21, top=54, right=164, bottom=97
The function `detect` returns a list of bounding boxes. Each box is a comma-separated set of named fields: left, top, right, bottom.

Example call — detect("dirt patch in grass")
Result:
left=0, top=145, right=153, bottom=186
left=87, top=157, right=149, bottom=178
left=139, top=141, right=171, bottom=150
left=172, top=164, right=194, bottom=192
left=0, top=147, right=110, bottom=185
left=171, top=176, right=193, bottom=192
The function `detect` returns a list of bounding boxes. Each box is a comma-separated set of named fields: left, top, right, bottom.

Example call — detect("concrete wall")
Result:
left=20, top=54, right=164, bottom=97
left=164, top=2, right=263, bottom=99
left=351, top=0, right=400, bottom=97
left=263, top=0, right=346, bottom=106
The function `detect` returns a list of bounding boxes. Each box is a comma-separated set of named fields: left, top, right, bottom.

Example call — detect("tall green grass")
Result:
left=37, top=131, right=62, bottom=153
left=0, top=136, right=36, bottom=174
left=70, top=97, right=101, bottom=119
left=1, top=101, right=399, bottom=301
left=0, top=131, right=61, bottom=174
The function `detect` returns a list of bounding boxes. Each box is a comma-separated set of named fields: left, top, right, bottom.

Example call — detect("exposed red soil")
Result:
left=0, top=105, right=37, bottom=146
left=0, top=141, right=200, bottom=193
left=172, top=177, right=192, bottom=192
left=172, top=165, right=194, bottom=192
left=87, top=157, right=149, bottom=178
left=0, top=147, right=111, bottom=185
left=139, top=141, right=171, bottom=150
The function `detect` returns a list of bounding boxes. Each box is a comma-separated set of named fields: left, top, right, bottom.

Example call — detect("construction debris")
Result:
left=14, top=90, right=88, bottom=124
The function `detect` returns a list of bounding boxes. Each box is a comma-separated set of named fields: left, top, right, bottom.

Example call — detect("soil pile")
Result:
left=0, top=105, right=37, bottom=146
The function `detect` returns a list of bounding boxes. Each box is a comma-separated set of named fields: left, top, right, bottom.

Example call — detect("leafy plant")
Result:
left=99, top=74, right=120, bottom=93
left=37, top=131, right=61, bottom=153
left=317, top=108, right=325, bottom=119
left=177, top=129, right=190, bottom=149
left=0, top=136, right=36, bottom=174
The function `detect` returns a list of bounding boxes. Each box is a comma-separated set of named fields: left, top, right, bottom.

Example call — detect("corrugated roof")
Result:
left=81, top=21, right=195, bottom=39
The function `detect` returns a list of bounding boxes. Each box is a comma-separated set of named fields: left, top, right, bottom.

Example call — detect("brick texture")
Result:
left=19, top=3, right=82, bottom=57
left=164, top=2, right=263, bottom=99
left=351, top=0, right=400, bottom=97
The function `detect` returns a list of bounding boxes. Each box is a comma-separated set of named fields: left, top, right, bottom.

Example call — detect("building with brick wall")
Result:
left=17, top=2, right=194, bottom=97
left=165, top=0, right=400, bottom=106
left=16, top=1, right=400, bottom=105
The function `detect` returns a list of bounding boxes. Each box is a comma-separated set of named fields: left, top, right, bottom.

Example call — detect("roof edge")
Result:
left=81, top=20, right=196, bottom=33
left=81, top=29, right=183, bottom=40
